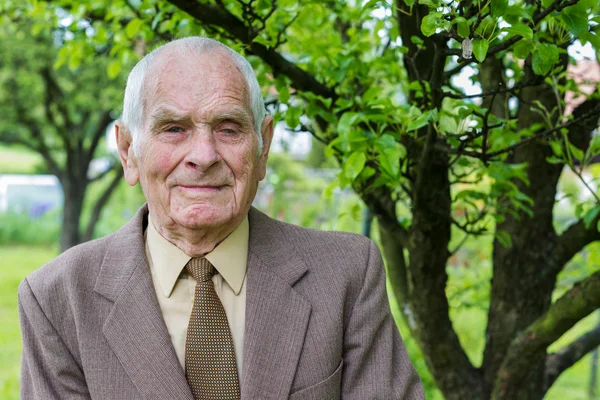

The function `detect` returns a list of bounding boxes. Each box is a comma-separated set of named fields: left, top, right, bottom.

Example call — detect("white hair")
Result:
left=121, top=37, right=266, bottom=156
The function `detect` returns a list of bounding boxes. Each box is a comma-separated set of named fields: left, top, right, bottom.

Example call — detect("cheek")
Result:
left=143, top=145, right=181, bottom=178
left=232, top=151, right=256, bottom=180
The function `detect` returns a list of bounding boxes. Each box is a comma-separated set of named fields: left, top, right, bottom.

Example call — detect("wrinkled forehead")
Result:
left=142, top=47, right=251, bottom=117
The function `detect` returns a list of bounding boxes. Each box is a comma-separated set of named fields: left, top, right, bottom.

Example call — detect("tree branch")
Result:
left=544, top=323, right=600, bottom=392
left=550, top=213, right=600, bottom=275
left=492, top=270, right=600, bottom=400
left=165, top=0, right=336, bottom=99
left=81, top=163, right=123, bottom=242
left=443, top=78, right=541, bottom=100
left=446, top=102, right=600, bottom=160
left=0, top=132, right=41, bottom=154
left=86, top=111, right=114, bottom=163
left=444, top=0, right=581, bottom=78
left=40, top=67, right=73, bottom=151
left=6, top=75, right=62, bottom=176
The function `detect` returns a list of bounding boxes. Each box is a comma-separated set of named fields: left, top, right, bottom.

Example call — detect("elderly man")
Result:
left=18, top=37, right=424, bottom=400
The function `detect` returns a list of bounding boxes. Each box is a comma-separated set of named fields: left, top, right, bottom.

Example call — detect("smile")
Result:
left=176, top=185, right=227, bottom=193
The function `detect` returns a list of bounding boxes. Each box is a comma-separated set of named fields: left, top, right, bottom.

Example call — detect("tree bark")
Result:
left=483, top=56, right=567, bottom=398
left=59, top=176, right=87, bottom=252
left=81, top=165, right=123, bottom=242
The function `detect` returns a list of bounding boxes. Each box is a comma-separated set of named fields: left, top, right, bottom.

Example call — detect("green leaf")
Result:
left=581, top=32, right=600, bottom=50
left=575, top=203, right=585, bottom=219
left=490, top=0, right=508, bottom=19
left=545, top=156, right=563, bottom=164
left=456, top=190, right=488, bottom=200
left=275, top=76, right=291, bottom=104
left=561, top=7, right=589, bottom=36
left=337, top=112, right=361, bottom=135
left=549, top=140, right=563, bottom=157
left=419, top=0, right=441, bottom=8
left=421, top=12, right=441, bottom=37
left=256, top=0, right=271, bottom=12
left=347, top=130, right=369, bottom=144
left=439, top=115, right=458, bottom=134
left=335, top=98, right=353, bottom=111
left=513, top=40, right=535, bottom=59
left=472, top=39, right=489, bottom=62
left=125, top=18, right=143, bottom=39
left=285, top=106, right=303, bottom=128
left=504, top=5, right=533, bottom=23
left=407, top=111, right=430, bottom=132
left=587, top=135, right=600, bottom=158
left=344, top=152, right=366, bottom=180
left=453, top=17, right=470, bottom=39
left=410, top=36, right=424, bottom=46
left=375, top=134, right=397, bottom=152
left=356, top=166, right=376, bottom=184
left=403, top=0, right=415, bottom=6
left=277, top=85, right=290, bottom=104
left=584, top=205, right=600, bottom=230
left=379, top=148, right=401, bottom=178
left=495, top=230, right=513, bottom=248
left=568, top=143, right=584, bottom=161
left=502, top=23, right=533, bottom=39
left=107, top=60, right=121, bottom=79
left=532, top=43, right=558, bottom=76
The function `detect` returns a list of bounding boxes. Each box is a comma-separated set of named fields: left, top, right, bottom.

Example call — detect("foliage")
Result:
left=0, top=211, right=61, bottom=246
left=4, top=0, right=600, bottom=399
left=0, top=8, right=127, bottom=250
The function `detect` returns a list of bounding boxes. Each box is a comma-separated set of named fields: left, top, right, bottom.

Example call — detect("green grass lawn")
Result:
left=0, top=244, right=596, bottom=399
left=0, top=245, right=56, bottom=400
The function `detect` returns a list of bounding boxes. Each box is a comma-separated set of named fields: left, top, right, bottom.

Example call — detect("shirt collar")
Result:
left=146, top=214, right=249, bottom=297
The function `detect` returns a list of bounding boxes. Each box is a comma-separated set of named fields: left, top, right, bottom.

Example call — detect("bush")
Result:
left=0, top=210, right=61, bottom=246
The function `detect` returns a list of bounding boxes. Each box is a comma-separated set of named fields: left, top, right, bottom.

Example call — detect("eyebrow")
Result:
left=213, top=109, right=253, bottom=127
left=147, top=107, right=187, bottom=133
left=148, top=106, right=253, bottom=131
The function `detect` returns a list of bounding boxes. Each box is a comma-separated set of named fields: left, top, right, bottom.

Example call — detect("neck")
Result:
left=151, top=218, right=242, bottom=257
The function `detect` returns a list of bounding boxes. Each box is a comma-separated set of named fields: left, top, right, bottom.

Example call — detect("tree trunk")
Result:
left=59, top=176, right=87, bottom=252
left=482, top=59, right=566, bottom=398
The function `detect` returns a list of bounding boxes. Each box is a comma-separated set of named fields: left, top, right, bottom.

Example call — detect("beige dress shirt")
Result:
left=144, top=215, right=248, bottom=379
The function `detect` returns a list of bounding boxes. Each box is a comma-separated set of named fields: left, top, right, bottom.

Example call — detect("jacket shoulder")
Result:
left=21, top=233, right=116, bottom=299
left=278, top=218, right=374, bottom=256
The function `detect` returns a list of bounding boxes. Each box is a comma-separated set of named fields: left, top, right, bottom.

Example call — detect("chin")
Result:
left=173, top=203, right=238, bottom=230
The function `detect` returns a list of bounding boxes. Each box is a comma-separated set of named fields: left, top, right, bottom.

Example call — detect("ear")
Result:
left=257, top=115, right=274, bottom=181
left=115, top=121, right=140, bottom=186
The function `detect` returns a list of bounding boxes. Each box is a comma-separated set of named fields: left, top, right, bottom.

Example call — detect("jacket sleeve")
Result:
left=341, top=240, right=426, bottom=400
left=18, top=278, right=91, bottom=400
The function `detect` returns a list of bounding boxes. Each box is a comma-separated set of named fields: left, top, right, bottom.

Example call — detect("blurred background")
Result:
left=1, top=0, right=599, bottom=399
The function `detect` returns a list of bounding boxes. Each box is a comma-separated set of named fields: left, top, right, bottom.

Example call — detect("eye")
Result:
left=217, top=123, right=240, bottom=136
left=166, top=126, right=184, bottom=133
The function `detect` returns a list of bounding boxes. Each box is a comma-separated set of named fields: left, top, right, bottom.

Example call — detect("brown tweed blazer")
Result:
left=19, top=205, right=424, bottom=399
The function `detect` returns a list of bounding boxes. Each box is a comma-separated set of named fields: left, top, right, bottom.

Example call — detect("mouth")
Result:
left=176, top=185, right=228, bottom=194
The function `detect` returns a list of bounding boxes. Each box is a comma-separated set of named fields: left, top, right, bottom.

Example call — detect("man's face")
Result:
left=118, top=49, right=272, bottom=235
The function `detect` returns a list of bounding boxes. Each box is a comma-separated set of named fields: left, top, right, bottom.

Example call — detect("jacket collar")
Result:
left=93, top=204, right=312, bottom=399
left=241, top=208, right=312, bottom=399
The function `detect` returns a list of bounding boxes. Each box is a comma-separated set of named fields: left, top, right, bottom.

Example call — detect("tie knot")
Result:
left=186, top=258, right=216, bottom=282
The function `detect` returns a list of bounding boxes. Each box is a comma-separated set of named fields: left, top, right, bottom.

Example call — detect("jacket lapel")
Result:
left=241, top=208, right=312, bottom=399
left=94, top=206, right=193, bottom=400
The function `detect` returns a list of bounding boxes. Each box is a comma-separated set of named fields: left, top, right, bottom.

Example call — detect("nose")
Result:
left=184, top=126, right=221, bottom=172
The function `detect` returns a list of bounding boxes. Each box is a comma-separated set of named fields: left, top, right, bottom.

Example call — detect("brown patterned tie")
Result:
left=185, top=257, right=241, bottom=399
